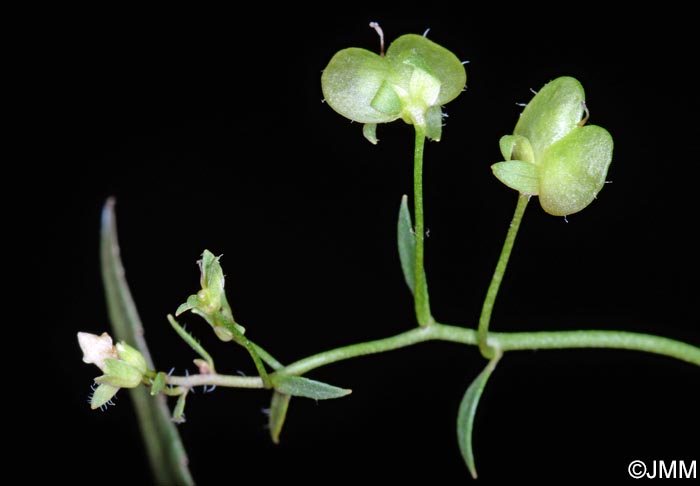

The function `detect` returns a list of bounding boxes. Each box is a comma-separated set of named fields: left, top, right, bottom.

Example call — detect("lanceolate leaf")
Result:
left=101, top=198, right=194, bottom=486
left=397, top=195, right=416, bottom=294
left=457, top=352, right=502, bottom=479
left=269, top=391, right=292, bottom=444
left=271, top=375, right=351, bottom=400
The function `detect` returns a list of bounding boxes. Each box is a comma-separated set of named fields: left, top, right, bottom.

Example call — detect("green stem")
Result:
left=280, top=323, right=700, bottom=377
left=477, top=194, right=529, bottom=358
left=163, top=325, right=699, bottom=389
left=413, top=127, right=433, bottom=326
left=167, top=373, right=263, bottom=388
left=251, top=341, right=284, bottom=370
left=219, top=319, right=273, bottom=387
left=239, top=337, right=272, bottom=387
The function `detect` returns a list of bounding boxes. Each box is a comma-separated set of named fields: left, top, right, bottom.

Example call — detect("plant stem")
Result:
left=240, top=337, right=272, bottom=387
left=282, top=324, right=700, bottom=376
left=164, top=324, right=699, bottom=389
left=167, top=373, right=264, bottom=388
left=477, top=194, right=529, bottom=358
left=101, top=199, right=194, bottom=486
left=413, top=127, right=433, bottom=327
left=251, top=341, right=284, bottom=370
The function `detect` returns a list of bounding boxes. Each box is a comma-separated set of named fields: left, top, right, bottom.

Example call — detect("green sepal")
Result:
left=97, top=358, right=144, bottom=388
left=397, top=195, right=416, bottom=295
left=363, top=123, right=379, bottom=145
left=499, top=134, right=535, bottom=164
left=177, top=250, right=246, bottom=340
left=199, top=250, right=225, bottom=293
left=457, top=352, right=502, bottom=479
left=90, top=383, right=119, bottom=410
left=491, top=160, right=540, bottom=195
left=150, top=372, right=166, bottom=396
left=370, top=80, right=402, bottom=115
left=116, top=341, right=147, bottom=374
left=271, top=375, right=351, bottom=400
left=175, top=294, right=201, bottom=317
left=269, top=391, right=292, bottom=444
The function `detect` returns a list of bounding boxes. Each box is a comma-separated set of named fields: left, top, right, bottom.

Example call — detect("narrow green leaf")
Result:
left=397, top=195, right=416, bottom=294
left=457, top=351, right=502, bottom=479
left=271, top=375, right=351, bottom=400
left=269, top=391, right=292, bottom=444
left=101, top=198, right=194, bottom=486
left=168, top=314, right=216, bottom=372
left=172, top=390, right=188, bottom=424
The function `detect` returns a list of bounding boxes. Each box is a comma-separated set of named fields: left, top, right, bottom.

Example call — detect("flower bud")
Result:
left=116, top=341, right=147, bottom=375
left=96, top=357, right=146, bottom=388
left=176, top=250, right=246, bottom=340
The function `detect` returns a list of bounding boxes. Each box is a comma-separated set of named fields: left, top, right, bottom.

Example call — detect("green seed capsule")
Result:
left=492, top=76, right=613, bottom=216
left=322, top=28, right=466, bottom=143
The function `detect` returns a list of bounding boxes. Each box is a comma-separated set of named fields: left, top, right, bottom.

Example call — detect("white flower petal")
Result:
left=78, top=332, right=117, bottom=371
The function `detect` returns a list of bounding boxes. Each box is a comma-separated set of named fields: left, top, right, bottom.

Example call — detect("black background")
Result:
left=33, top=5, right=699, bottom=484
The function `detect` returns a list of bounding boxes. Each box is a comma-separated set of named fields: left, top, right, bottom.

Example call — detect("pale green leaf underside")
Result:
left=457, top=353, right=502, bottom=479
left=271, top=375, right=351, bottom=400
left=269, top=391, right=292, bottom=444
left=397, top=195, right=416, bottom=294
left=101, top=198, right=194, bottom=486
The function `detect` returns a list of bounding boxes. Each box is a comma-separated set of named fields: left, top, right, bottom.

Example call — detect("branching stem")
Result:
left=163, top=324, right=700, bottom=389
